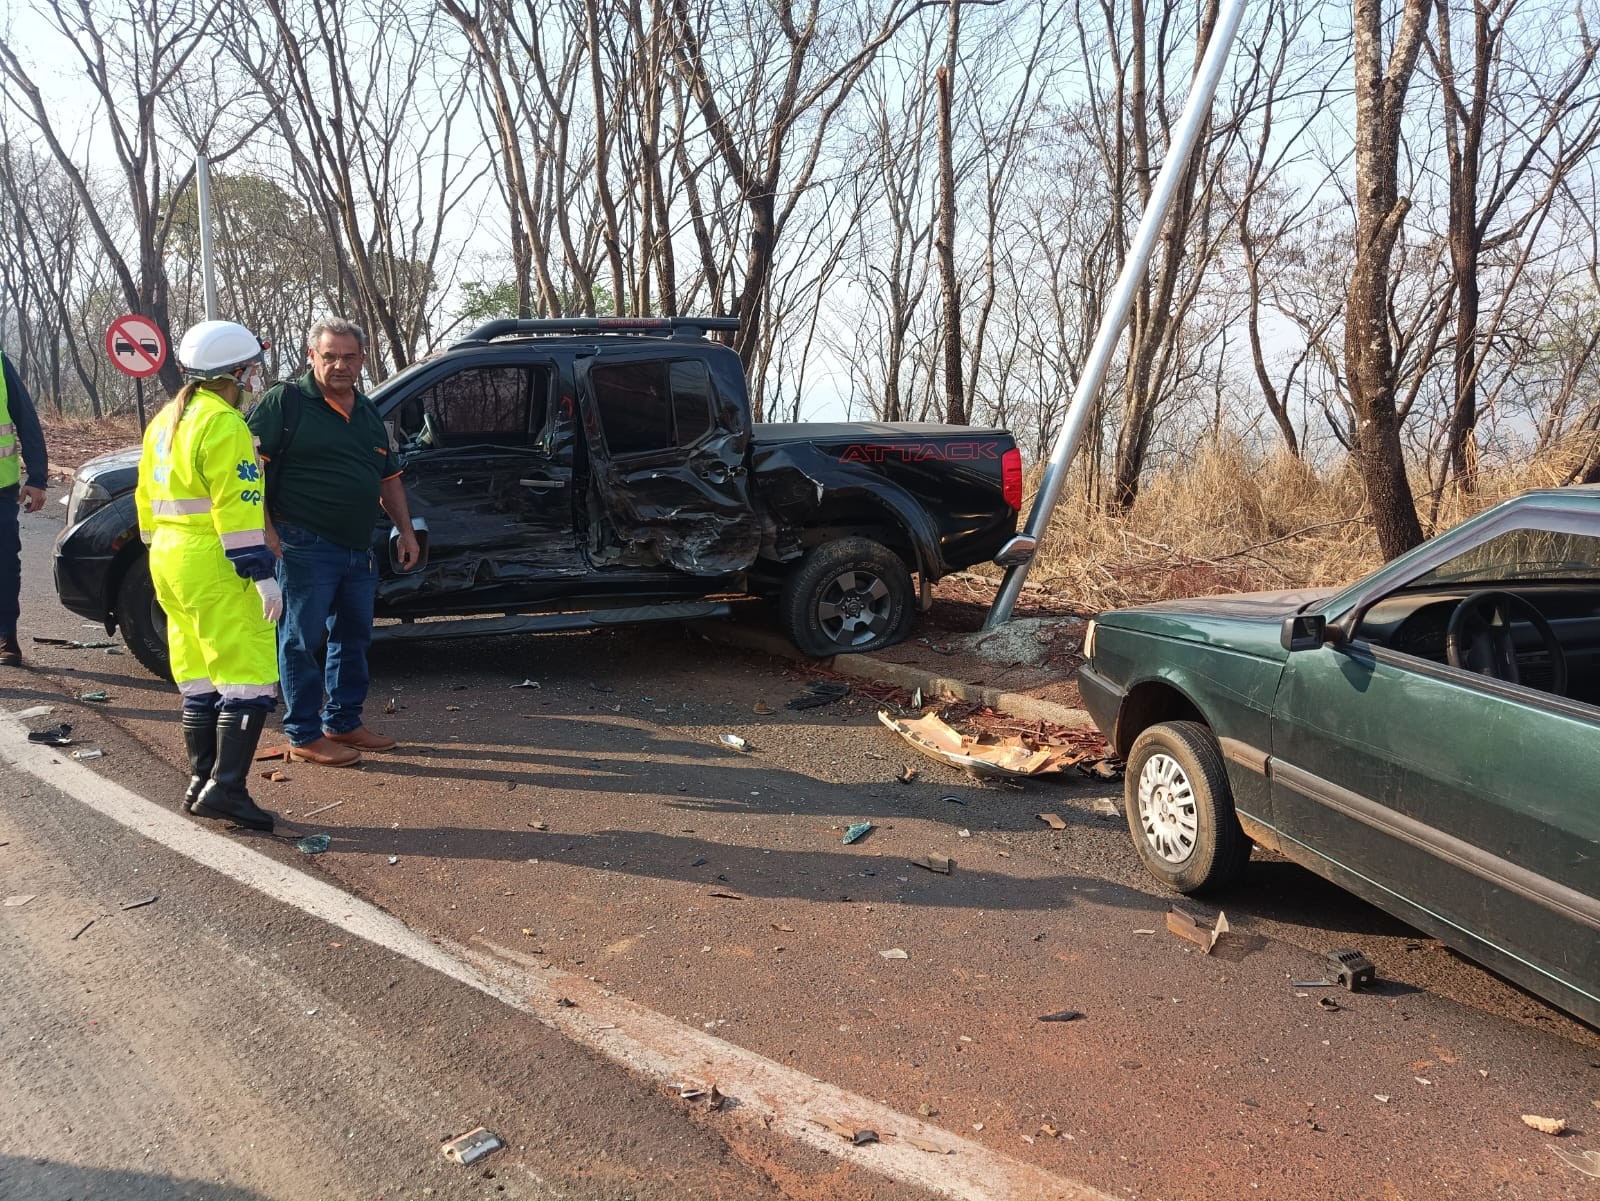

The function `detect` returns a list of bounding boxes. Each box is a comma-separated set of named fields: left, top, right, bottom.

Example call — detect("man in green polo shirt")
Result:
left=250, top=317, right=418, bottom=766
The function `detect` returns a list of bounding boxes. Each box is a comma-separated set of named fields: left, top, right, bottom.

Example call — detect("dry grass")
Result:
left=1024, top=437, right=1585, bottom=611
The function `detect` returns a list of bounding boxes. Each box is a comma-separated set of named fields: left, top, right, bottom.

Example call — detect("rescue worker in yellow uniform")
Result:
left=136, top=320, right=283, bottom=832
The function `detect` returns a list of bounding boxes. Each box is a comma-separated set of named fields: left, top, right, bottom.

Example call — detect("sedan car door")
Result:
left=1268, top=636, right=1600, bottom=1022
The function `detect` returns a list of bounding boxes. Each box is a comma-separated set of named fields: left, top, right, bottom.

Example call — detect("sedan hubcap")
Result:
left=816, top=570, right=892, bottom=647
left=1137, top=752, right=1198, bottom=864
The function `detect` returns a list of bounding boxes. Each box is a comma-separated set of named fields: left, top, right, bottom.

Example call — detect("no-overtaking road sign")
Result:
left=105, top=314, right=168, bottom=379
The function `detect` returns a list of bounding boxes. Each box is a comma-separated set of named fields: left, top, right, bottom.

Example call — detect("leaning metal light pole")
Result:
left=196, top=154, right=219, bottom=320
left=984, top=0, right=1249, bottom=630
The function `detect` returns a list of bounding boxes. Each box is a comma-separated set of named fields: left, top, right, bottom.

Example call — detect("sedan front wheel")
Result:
left=1124, top=720, right=1249, bottom=894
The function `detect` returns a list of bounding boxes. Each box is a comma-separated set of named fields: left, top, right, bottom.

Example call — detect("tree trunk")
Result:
left=1344, top=0, right=1431, bottom=558
left=934, top=0, right=965, bottom=425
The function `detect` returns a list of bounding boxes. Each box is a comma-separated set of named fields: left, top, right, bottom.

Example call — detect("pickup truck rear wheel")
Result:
left=1124, top=720, right=1249, bottom=894
left=117, top=553, right=173, bottom=682
left=780, top=538, right=914, bottom=657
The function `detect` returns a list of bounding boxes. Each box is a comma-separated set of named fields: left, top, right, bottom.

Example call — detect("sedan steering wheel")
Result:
left=1444, top=589, right=1567, bottom=696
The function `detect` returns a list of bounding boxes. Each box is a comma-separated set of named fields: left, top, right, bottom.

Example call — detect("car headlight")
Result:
left=1083, top=619, right=1096, bottom=660
left=66, top=477, right=112, bottom=527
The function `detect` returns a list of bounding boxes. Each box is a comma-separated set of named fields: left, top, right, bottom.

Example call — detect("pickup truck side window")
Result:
left=592, top=358, right=716, bottom=456
left=398, top=366, right=545, bottom=448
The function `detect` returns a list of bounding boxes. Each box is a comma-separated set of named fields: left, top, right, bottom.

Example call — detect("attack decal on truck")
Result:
left=839, top=442, right=1000, bottom=463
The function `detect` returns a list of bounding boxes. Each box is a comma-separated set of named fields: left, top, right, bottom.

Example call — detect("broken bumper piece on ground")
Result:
left=875, top=709, right=1090, bottom=779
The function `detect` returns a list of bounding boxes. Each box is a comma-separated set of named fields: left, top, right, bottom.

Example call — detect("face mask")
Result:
left=237, top=365, right=264, bottom=402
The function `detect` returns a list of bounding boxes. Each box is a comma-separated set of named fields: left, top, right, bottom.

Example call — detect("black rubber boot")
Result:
left=181, top=707, right=219, bottom=813
left=192, top=709, right=276, bottom=832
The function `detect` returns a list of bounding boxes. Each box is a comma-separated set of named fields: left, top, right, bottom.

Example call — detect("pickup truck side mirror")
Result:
left=1280, top=613, right=1327, bottom=652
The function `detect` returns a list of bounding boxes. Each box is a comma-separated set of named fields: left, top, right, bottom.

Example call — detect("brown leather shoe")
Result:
left=324, top=726, right=397, bottom=752
left=288, top=736, right=363, bottom=767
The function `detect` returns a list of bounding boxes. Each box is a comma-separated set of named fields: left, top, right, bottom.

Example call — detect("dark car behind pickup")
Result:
left=56, top=317, right=1030, bottom=679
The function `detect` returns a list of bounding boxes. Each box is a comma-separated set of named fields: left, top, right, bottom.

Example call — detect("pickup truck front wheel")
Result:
left=780, top=538, right=914, bottom=657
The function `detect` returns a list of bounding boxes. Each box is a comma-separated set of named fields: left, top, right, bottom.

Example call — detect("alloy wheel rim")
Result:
left=816, top=569, right=892, bottom=647
left=1137, top=752, right=1199, bottom=864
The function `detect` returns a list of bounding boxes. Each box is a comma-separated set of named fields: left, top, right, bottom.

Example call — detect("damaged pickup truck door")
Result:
left=381, top=359, right=585, bottom=606
left=577, top=349, right=761, bottom=575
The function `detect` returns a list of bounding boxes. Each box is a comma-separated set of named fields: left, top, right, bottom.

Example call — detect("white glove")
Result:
left=254, top=577, right=284, bottom=623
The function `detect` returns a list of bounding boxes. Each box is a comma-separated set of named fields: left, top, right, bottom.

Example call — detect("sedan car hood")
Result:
left=1098, top=586, right=1341, bottom=656
left=75, top=445, right=142, bottom=496
left=1128, top=586, right=1339, bottom=619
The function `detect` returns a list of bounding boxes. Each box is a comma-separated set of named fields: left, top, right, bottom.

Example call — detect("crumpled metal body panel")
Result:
left=747, top=424, right=1020, bottom=578
left=575, top=349, right=762, bottom=576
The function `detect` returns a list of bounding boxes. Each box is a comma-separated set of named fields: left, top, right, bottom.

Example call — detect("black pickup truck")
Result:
left=54, top=317, right=1032, bottom=679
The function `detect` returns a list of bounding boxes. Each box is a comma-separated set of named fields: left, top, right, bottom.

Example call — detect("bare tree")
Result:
left=1428, top=0, right=1600, bottom=493
left=1346, top=0, right=1433, bottom=556
left=0, top=0, right=246, bottom=395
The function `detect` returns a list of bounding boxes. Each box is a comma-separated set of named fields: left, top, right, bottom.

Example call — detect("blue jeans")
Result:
left=0, top=485, right=19, bottom=639
left=275, top=522, right=377, bottom=746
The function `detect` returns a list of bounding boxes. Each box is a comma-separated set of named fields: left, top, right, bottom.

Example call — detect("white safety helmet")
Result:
left=178, top=319, right=263, bottom=377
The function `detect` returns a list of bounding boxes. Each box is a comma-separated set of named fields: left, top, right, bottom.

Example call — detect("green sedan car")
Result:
left=1078, top=487, right=1599, bottom=1026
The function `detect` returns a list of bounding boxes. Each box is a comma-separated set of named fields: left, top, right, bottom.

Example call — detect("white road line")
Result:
left=2, top=712, right=1113, bottom=1201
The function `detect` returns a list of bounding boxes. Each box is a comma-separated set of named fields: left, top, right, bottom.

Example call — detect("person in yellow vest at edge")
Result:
left=0, top=348, right=49, bottom=667
left=135, top=320, right=283, bottom=833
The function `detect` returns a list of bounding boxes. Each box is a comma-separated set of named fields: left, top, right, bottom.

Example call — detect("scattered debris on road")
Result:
left=302, top=801, right=348, bottom=819
left=1325, top=947, right=1377, bottom=991
left=719, top=733, right=750, bottom=751
left=1522, top=1115, right=1568, bottom=1135
left=751, top=701, right=776, bottom=714
left=70, top=748, right=104, bottom=760
left=119, top=894, right=157, bottom=910
left=554, top=996, right=577, bottom=1008
left=1037, top=1010, right=1083, bottom=1022
left=296, top=834, right=332, bottom=855
left=441, top=1127, right=504, bottom=1165
left=812, top=1117, right=878, bottom=1145
left=1317, top=996, right=1341, bottom=1012
left=4, top=894, right=36, bottom=907
left=898, top=765, right=918, bottom=784
left=916, top=637, right=954, bottom=656
left=26, top=724, right=73, bottom=745
left=906, top=1133, right=953, bottom=1154
left=941, top=794, right=966, bottom=806
left=32, top=636, right=116, bottom=649
left=77, top=690, right=111, bottom=703
left=910, top=854, right=952, bottom=874
left=510, top=678, right=541, bottom=689
left=878, top=709, right=1090, bottom=778
left=1091, top=798, right=1120, bottom=817
left=387, top=855, right=399, bottom=865
left=1548, top=1144, right=1600, bottom=1178
left=70, top=918, right=96, bottom=940
left=528, top=821, right=549, bottom=830
left=707, top=890, right=744, bottom=900
left=843, top=821, right=873, bottom=845
left=786, top=681, right=850, bottom=710
left=15, top=705, right=53, bottom=719
left=1166, top=906, right=1230, bottom=954
left=1037, top=812, right=1067, bottom=830
left=879, top=948, right=909, bottom=960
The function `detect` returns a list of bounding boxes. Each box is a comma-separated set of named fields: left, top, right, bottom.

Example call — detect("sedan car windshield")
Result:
left=1410, top=527, right=1600, bottom=586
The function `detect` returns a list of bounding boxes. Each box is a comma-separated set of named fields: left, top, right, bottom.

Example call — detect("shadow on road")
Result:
left=0, top=1156, right=273, bottom=1201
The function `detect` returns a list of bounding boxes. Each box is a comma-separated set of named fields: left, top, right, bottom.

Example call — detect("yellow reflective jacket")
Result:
left=136, top=388, right=267, bottom=548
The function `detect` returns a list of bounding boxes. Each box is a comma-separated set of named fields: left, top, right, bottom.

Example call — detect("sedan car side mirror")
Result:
left=1280, top=613, right=1327, bottom=652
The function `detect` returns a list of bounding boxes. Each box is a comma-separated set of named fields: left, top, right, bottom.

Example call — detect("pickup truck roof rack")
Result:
left=453, top=317, right=740, bottom=347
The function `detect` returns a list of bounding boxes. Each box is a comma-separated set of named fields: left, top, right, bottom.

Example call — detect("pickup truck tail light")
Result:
left=1001, top=448, right=1023, bottom=511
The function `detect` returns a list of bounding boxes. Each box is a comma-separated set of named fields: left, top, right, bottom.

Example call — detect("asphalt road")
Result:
left=5, top=492, right=1599, bottom=1201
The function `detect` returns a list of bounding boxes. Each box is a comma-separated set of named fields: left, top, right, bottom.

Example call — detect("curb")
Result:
left=689, top=619, right=1094, bottom=730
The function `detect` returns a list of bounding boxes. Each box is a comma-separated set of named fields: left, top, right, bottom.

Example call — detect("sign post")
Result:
left=104, top=314, right=169, bottom=431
